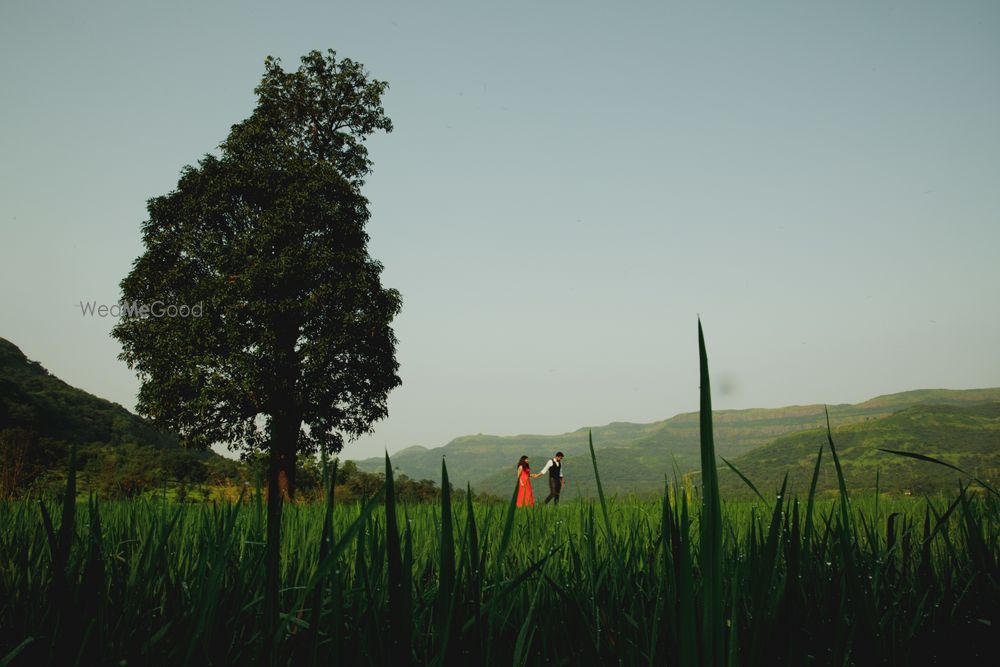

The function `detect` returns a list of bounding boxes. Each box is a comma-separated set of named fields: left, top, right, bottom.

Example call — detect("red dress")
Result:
left=517, top=465, right=534, bottom=507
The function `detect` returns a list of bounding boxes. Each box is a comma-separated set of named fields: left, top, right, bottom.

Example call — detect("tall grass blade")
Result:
left=677, top=492, right=697, bottom=667
left=494, top=466, right=521, bottom=579
left=308, top=458, right=337, bottom=667
left=383, top=453, right=408, bottom=665
left=697, top=319, right=724, bottom=666
left=727, top=570, right=741, bottom=667
left=825, top=407, right=852, bottom=531
left=58, top=442, right=77, bottom=570
left=184, top=489, right=245, bottom=666
left=274, top=484, right=386, bottom=645
left=924, top=492, right=965, bottom=545
left=802, top=443, right=824, bottom=553
left=402, top=510, right=413, bottom=615
left=877, top=448, right=1000, bottom=499
left=467, top=550, right=556, bottom=633
left=512, top=576, right=544, bottom=667
left=720, top=455, right=766, bottom=504
left=464, top=482, right=483, bottom=660
left=436, top=458, right=456, bottom=663
left=588, top=429, right=613, bottom=543
left=37, top=502, right=58, bottom=575
left=0, top=637, right=34, bottom=667
left=80, top=494, right=106, bottom=652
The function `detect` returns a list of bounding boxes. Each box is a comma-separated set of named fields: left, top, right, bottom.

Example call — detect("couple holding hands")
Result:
left=515, top=452, right=565, bottom=507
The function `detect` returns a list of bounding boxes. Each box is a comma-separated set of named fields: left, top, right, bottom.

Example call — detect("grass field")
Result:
left=0, top=474, right=997, bottom=665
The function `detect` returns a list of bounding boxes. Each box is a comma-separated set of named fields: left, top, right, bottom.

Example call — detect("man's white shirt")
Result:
left=538, top=458, right=563, bottom=477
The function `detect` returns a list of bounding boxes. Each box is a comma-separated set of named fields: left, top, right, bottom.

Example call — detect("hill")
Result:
left=0, top=337, right=179, bottom=450
left=351, top=388, right=1000, bottom=498
left=0, top=336, right=225, bottom=496
left=717, top=402, right=1000, bottom=498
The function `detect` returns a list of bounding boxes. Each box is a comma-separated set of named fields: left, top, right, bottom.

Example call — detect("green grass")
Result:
left=1, top=484, right=997, bottom=665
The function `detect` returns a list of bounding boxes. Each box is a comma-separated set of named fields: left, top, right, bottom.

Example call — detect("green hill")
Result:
left=0, top=337, right=178, bottom=450
left=0, top=336, right=221, bottom=496
left=353, top=388, right=1000, bottom=498
left=717, top=402, right=1000, bottom=498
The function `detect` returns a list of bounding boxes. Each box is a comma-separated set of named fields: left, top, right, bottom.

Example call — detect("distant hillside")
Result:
left=717, top=403, right=1000, bottom=498
left=356, top=420, right=663, bottom=485
left=352, top=388, right=1000, bottom=498
left=0, top=337, right=177, bottom=450
left=0, top=336, right=229, bottom=497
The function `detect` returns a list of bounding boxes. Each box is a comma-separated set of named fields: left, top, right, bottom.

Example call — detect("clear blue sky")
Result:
left=2, top=1, right=998, bottom=460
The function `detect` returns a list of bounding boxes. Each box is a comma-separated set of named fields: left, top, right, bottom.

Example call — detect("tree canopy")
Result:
left=113, top=50, right=401, bottom=495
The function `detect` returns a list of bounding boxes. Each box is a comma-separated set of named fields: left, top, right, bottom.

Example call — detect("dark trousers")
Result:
left=544, top=477, right=561, bottom=505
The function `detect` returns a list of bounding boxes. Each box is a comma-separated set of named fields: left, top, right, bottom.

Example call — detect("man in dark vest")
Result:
left=534, top=452, right=565, bottom=505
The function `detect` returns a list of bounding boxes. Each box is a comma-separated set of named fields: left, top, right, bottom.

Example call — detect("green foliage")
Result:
left=697, top=321, right=724, bottom=666
left=717, top=403, right=1000, bottom=498
left=111, top=50, right=400, bottom=470
left=1, top=466, right=997, bottom=664
left=0, top=338, right=176, bottom=451
left=0, top=337, right=245, bottom=498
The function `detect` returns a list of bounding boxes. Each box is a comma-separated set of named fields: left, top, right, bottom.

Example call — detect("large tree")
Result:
left=114, top=49, right=398, bottom=487
left=112, top=49, right=400, bottom=634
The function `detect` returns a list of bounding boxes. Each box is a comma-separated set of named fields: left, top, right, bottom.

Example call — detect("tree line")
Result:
left=0, top=427, right=452, bottom=503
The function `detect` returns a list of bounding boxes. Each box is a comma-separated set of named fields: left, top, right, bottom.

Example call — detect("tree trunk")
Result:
left=264, top=318, right=301, bottom=658
left=270, top=319, right=301, bottom=501
left=273, top=417, right=298, bottom=500
left=264, top=409, right=300, bottom=659
left=264, top=437, right=282, bottom=659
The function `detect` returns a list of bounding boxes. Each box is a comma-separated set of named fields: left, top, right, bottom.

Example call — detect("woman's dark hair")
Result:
left=516, top=455, right=529, bottom=470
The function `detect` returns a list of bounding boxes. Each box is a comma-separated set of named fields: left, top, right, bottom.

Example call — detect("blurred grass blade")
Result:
left=0, top=637, right=35, bottom=667
left=512, top=574, right=544, bottom=667
left=720, top=455, right=766, bottom=504
left=924, top=492, right=964, bottom=545
left=877, top=448, right=1000, bottom=499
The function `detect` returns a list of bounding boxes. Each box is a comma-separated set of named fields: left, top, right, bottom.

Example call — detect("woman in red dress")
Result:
left=516, top=455, right=534, bottom=507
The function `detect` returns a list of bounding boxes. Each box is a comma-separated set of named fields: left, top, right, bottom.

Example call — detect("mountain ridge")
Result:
left=351, top=388, right=1000, bottom=497
left=716, top=402, right=1000, bottom=497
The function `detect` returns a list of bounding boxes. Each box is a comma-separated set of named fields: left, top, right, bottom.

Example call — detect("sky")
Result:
left=1, top=1, right=998, bottom=461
